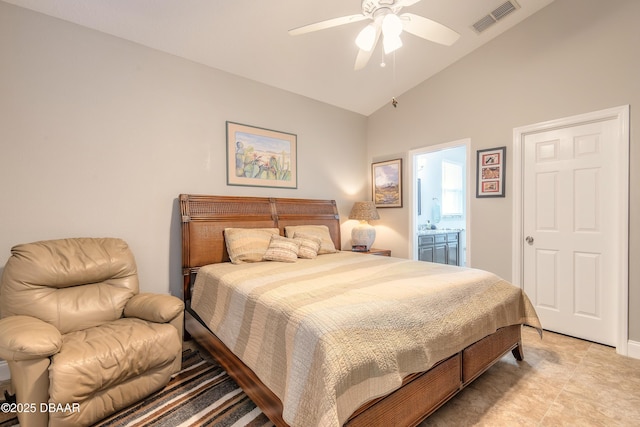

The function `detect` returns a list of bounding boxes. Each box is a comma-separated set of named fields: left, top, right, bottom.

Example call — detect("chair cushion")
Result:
left=48, top=317, right=181, bottom=405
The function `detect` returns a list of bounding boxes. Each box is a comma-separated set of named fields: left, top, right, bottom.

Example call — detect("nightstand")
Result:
left=362, top=248, right=391, bottom=257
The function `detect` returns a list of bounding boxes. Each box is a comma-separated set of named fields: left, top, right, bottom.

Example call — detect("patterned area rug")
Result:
left=0, top=349, right=273, bottom=427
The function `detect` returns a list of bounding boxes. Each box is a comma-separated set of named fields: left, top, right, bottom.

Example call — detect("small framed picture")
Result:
left=476, top=147, right=506, bottom=198
left=372, top=158, right=402, bottom=208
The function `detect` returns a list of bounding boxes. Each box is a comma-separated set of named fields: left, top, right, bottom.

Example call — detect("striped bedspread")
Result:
left=191, top=252, right=541, bottom=427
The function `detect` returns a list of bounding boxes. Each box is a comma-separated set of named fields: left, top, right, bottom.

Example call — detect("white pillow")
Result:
left=285, top=225, right=337, bottom=254
left=263, top=235, right=300, bottom=263
left=224, top=228, right=279, bottom=264
left=293, top=233, right=322, bottom=259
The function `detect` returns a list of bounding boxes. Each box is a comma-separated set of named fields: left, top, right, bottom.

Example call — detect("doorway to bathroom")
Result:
left=409, top=139, right=470, bottom=266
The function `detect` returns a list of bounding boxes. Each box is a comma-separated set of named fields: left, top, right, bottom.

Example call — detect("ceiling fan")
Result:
left=289, top=0, right=460, bottom=70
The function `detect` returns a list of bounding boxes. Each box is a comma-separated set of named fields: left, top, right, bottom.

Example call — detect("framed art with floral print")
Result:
left=226, top=121, right=297, bottom=188
left=476, top=146, right=506, bottom=197
left=372, top=158, right=402, bottom=208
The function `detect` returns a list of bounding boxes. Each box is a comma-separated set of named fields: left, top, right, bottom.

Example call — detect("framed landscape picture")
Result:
left=372, top=158, right=402, bottom=208
left=226, top=121, right=297, bottom=188
left=476, top=146, right=506, bottom=197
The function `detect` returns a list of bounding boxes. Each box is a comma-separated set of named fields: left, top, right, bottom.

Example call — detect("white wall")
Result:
left=0, top=2, right=368, bottom=299
left=367, top=0, right=640, bottom=341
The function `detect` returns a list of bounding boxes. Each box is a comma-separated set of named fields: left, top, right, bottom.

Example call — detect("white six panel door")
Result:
left=523, top=119, right=617, bottom=345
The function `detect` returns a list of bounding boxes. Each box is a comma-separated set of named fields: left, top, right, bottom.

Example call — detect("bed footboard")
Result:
left=186, top=308, right=522, bottom=427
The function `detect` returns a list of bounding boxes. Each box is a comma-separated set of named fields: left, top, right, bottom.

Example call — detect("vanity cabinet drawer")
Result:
left=419, top=235, right=434, bottom=246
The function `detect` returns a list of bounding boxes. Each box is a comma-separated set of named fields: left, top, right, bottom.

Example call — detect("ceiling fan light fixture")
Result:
left=381, top=12, right=403, bottom=54
left=290, top=0, right=460, bottom=70
left=355, top=24, right=377, bottom=51
left=382, top=13, right=403, bottom=37
left=383, top=33, right=402, bottom=54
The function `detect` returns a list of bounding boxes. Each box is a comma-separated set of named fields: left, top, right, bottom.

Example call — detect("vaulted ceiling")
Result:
left=5, top=0, right=555, bottom=115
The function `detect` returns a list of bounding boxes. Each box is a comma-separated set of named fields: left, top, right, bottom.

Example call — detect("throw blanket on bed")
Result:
left=191, top=252, right=541, bottom=427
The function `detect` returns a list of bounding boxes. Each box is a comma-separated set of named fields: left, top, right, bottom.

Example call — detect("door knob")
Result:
left=525, top=236, right=534, bottom=244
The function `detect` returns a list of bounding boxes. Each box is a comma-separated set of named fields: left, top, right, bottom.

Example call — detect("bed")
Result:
left=179, top=194, right=541, bottom=427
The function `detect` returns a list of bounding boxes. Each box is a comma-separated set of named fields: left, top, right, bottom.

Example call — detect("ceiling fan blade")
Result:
left=354, top=48, right=374, bottom=71
left=289, top=14, right=368, bottom=36
left=354, top=25, right=381, bottom=70
left=401, top=13, right=460, bottom=46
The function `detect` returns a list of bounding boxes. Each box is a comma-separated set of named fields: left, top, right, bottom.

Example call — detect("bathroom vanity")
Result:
left=418, top=230, right=461, bottom=266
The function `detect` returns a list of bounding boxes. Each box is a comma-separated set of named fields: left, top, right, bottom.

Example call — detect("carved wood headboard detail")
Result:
left=179, top=194, right=341, bottom=301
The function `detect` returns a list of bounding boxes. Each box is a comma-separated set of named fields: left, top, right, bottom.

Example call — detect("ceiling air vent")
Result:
left=472, top=0, right=520, bottom=34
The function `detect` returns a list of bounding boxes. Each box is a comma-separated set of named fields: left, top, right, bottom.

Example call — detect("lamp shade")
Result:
left=348, top=201, right=380, bottom=221
left=349, top=201, right=380, bottom=250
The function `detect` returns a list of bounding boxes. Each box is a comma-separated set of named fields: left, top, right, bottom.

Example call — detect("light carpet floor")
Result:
left=419, top=326, right=640, bottom=426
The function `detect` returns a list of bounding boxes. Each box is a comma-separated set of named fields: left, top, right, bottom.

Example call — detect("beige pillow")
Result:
left=224, top=228, right=279, bottom=264
left=285, top=225, right=337, bottom=254
left=293, top=233, right=322, bottom=259
left=263, top=235, right=300, bottom=263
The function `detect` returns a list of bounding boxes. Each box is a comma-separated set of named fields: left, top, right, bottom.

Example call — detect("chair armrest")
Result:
left=0, top=315, right=62, bottom=361
left=124, top=293, right=184, bottom=323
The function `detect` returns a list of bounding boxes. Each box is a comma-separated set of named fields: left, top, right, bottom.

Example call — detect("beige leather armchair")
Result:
left=0, top=238, right=184, bottom=427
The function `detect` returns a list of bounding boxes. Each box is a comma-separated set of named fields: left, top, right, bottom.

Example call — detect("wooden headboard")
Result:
left=179, top=194, right=341, bottom=301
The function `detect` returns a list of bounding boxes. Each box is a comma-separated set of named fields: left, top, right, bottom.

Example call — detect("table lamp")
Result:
left=349, top=201, right=380, bottom=250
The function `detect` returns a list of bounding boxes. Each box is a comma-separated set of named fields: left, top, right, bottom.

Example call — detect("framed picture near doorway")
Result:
left=476, top=146, right=506, bottom=198
left=372, top=158, right=402, bottom=208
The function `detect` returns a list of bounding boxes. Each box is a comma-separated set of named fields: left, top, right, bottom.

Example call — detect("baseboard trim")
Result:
left=627, top=340, right=640, bottom=360
left=0, top=360, right=9, bottom=382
